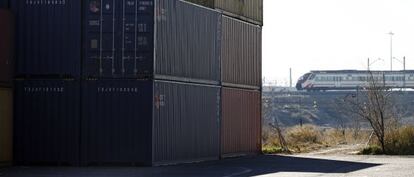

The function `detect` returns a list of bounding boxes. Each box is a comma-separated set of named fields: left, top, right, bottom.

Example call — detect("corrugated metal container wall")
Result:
left=221, top=87, right=261, bottom=157
left=215, top=0, right=263, bottom=25
left=0, top=87, right=13, bottom=166
left=81, top=80, right=153, bottom=165
left=152, top=81, right=220, bottom=165
left=155, top=0, right=221, bottom=84
left=221, top=16, right=261, bottom=89
left=14, top=80, right=80, bottom=165
left=0, top=0, right=8, bottom=8
left=83, top=0, right=154, bottom=78
left=11, top=0, right=81, bottom=77
left=0, top=10, right=13, bottom=85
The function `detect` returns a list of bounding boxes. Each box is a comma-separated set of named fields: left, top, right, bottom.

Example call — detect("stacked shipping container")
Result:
left=10, top=0, right=262, bottom=166
left=80, top=0, right=222, bottom=165
left=14, top=80, right=81, bottom=165
left=0, top=87, right=12, bottom=166
left=0, top=8, right=13, bottom=167
left=83, top=0, right=221, bottom=83
left=185, top=0, right=263, bottom=158
left=0, top=0, right=8, bottom=9
left=81, top=80, right=220, bottom=165
left=11, top=0, right=81, bottom=77
left=221, top=88, right=261, bottom=157
left=0, top=9, right=13, bottom=86
left=11, top=0, right=82, bottom=165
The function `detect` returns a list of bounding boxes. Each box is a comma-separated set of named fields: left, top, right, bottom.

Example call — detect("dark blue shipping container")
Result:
left=83, top=0, right=221, bottom=84
left=0, top=0, right=8, bottom=8
left=81, top=79, right=153, bottom=165
left=11, top=0, right=81, bottom=78
left=81, top=79, right=220, bottom=165
left=14, top=79, right=80, bottom=165
left=83, top=0, right=154, bottom=78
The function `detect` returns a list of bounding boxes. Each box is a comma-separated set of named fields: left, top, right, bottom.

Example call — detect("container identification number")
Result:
left=26, top=0, right=66, bottom=6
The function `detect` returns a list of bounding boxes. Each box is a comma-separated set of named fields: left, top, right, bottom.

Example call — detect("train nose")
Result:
left=296, top=83, right=303, bottom=90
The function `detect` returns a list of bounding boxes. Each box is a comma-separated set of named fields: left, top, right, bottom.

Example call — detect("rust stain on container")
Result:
left=221, top=87, right=261, bottom=157
left=0, top=87, right=13, bottom=166
left=0, top=10, right=14, bottom=85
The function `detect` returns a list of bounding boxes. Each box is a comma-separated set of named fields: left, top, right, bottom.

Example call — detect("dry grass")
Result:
left=384, top=125, right=414, bottom=155
left=263, top=124, right=371, bottom=154
left=360, top=125, right=414, bottom=155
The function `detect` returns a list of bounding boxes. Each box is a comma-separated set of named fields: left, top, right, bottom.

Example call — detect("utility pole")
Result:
left=367, top=58, right=370, bottom=70
left=403, top=56, right=406, bottom=71
left=389, top=31, right=394, bottom=71
left=403, top=56, right=406, bottom=89
left=289, top=68, right=292, bottom=88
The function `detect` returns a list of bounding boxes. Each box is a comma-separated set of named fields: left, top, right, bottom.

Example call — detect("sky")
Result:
left=262, top=0, right=414, bottom=86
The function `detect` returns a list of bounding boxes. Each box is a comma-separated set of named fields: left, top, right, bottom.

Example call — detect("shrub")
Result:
left=384, top=126, right=414, bottom=155
left=287, top=124, right=321, bottom=144
left=262, top=146, right=284, bottom=154
left=360, top=145, right=383, bottom=155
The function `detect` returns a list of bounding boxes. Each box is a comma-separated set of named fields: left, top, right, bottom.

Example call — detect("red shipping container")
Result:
left=221, top=87, right=261, bottom=157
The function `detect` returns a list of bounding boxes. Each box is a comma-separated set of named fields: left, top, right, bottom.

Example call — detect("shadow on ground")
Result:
left=0, top=155, right=381, bottom=177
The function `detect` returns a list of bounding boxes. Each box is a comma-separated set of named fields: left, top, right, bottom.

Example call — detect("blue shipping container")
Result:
left=81, top=79, right=153, bottom=165
left=11, top=0, right=81, bottom=78
left=83, top=0, right=221, bottom=84
left=14, top=79, right=80, bottom=165
left=83, top=0, right=154, bottom=78
left=0, top=0, right=8, bottom=9
left=81, top=79, right=220, bottom=165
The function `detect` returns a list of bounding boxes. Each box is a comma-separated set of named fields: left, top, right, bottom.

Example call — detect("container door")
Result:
left=83, top=0, right=154, bottom=78
left=84, top=0, right=119, bottom=78
left=121, top=0, right=154, bottom=77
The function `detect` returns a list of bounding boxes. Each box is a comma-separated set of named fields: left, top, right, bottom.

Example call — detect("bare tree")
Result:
left=344, top=72, right=395, bottom=153
left=269, top=119, right=289, bottom=152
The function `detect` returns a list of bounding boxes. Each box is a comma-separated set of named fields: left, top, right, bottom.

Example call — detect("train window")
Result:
left=309, top=74, right=316, bottom=80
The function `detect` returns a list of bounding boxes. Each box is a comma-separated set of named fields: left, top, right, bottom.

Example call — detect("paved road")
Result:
left=0, top=154, right=413, bottom=177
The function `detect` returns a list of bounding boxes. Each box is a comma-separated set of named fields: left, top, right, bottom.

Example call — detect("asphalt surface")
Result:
left=0, top=154, right=413, bottom=177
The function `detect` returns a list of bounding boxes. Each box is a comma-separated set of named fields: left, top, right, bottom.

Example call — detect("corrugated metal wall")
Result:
left=221, top=87, right=261, bottom=157
left=0, top=10, right=13, bottom=85
left=11, top=0, right=81, bottom=77
left=81, top=79, right=153, bottom=165
left=215, top=0, right=263, bottom=25
left=14, top=80, right=80, bottom=165
left=155, top=0, right=221, bottom=84
left=83, top=0, right=155, bottom=78
left=0, top=0, right=8, bottom=8
left=152, top=81, right=220, bottom=165
left=0, top=87, right=13, bottom=166
left=221, top=16, right=261, bottom=89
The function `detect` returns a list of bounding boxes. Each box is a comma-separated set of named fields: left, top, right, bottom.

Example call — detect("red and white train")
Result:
left=296, top=70, right=414, bottom=91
